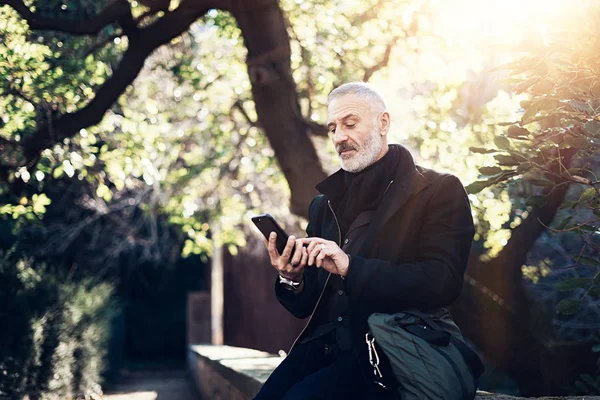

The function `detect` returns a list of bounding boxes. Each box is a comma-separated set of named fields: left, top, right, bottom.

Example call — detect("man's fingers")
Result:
left=316, top=248, right=327, bottom=267
left=299, top=246, right=308, bottom=268
left=308, top=244, right=322, bottom=266
left=306, top=238, right=325, bottom=254
left=280, top=235, right=296, bottom=260
left=290, top=239, right=303, bottom=266
left=266, top=233, right=279, bottom=263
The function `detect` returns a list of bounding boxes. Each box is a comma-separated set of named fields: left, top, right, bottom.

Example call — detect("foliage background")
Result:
left=1, top=0, right=599, bottom=396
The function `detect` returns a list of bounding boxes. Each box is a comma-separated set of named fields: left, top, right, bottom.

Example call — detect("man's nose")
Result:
left=331, top=130, right=348, bottom=147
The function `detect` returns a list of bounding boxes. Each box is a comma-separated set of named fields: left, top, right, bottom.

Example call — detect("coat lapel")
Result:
left=346, top=209, right=374, bottom=236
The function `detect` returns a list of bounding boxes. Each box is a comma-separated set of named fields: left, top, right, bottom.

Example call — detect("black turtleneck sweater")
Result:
left=333, top=144, right=401, bottom=237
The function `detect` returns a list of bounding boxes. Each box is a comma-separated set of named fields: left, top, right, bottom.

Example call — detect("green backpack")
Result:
left=367, top=308, right=484, bottom=400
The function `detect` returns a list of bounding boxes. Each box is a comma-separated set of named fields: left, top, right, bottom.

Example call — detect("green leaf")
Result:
left=556, top=299, right=581, bottom=315
left=494, top=154, right=519, bottom=166
left=579, top=225, right=598, bottom=232
left=465, top=179, right=496, bottom=194
left=494, top=136, right=511, bottom=150
left=478, top=166, right=503, bottom=176
left=556, top=215, right=573, bottom=230
left=579, top=256, right=600, bottom=267
left=469, top=146, right=498, bottom=154
left=465, top=171, right=517, bottom=194
left=593, top=344, right=600, bottom=353
left=521, top=99, right=554, bottom=125
left=556, top=278, right=592, bottom=291
left=560, top=200, right=578, bottom=210
left=580, top=188, right=596, bottom=202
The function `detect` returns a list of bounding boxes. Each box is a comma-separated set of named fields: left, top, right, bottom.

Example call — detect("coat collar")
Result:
left=315, top=144, right=431, bottom=220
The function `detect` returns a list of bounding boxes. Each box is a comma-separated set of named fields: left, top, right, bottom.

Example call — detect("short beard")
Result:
left=338, top=131, right=384, bottom=173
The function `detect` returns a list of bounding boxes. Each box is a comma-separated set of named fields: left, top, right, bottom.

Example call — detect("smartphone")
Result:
left=251, top=213, right=290, bottom=255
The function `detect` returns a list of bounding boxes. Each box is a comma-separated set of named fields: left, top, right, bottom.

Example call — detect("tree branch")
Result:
left=363, top=36, right=399, bottom=82
left=16, top=0, right=219, bottom=171
left=233, top=100, right=258, bottom=127
left=1, top=0, right=131, bottom=35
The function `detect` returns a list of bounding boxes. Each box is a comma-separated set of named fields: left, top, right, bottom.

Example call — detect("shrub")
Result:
left=0, top=251, right=120, bottom=399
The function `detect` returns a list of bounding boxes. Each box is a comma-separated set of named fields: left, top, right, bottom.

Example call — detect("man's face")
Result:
left=326, top=94, right=389, bottom=173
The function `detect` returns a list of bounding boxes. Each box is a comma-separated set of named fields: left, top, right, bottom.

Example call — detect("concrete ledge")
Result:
left=188, top=345, right=600, bottom=400
left=188, top=345, right=283, bottom=399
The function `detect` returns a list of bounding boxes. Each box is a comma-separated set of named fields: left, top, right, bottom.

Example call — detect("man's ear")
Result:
left=379, top=111, right=391, bottom=136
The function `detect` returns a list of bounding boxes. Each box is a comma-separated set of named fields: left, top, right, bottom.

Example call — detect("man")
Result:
left=254, top=82, right=475, bottom=399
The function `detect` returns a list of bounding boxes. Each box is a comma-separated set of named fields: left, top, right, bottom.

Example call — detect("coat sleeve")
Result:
left=345, top=174, right=474, bottom=313
left=274, top=196, right=324, bottom=319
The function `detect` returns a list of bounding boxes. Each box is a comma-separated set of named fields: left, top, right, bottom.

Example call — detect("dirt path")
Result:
left=102, top=369, right=198, bottom=400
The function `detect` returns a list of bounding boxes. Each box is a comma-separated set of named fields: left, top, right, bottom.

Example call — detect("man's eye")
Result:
left=329, top=128, right=336, bottom=134
left=346, top=124, right=355, bottom=128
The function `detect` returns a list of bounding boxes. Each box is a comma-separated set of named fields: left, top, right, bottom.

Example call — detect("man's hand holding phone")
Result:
left=265, top=232, right=309, bottom=284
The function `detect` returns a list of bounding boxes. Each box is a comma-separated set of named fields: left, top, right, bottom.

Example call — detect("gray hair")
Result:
left=327, top=82, right=388, bottom=113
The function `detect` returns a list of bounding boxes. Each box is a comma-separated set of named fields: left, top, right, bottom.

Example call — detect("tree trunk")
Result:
left=231, top=0, right=328, bottom=217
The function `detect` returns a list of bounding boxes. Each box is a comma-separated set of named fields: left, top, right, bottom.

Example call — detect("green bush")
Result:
left=0, top=250, right=120, bottom=399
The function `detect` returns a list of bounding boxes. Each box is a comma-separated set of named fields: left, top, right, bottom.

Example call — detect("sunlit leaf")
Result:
left=478, top=166, right=503, bottom=176
left=494, top=154, right=519, bottom=166
left=469, top=147, right=499, bottom=154
left=494, top=136, right=511, bottom=150
left=580, top=188, right=597, bottom=202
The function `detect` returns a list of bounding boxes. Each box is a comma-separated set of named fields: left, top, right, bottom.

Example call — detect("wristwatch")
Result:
left=279, top=275, right=302, bottom=291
